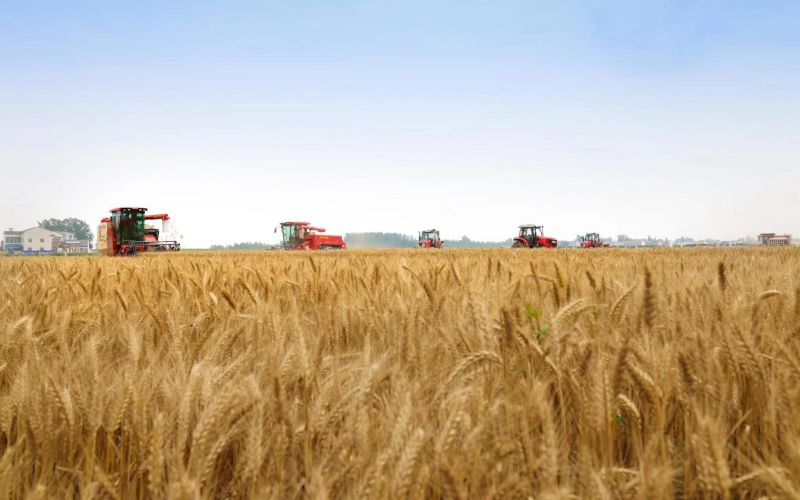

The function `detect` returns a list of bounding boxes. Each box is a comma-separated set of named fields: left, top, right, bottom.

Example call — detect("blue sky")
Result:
left=1, top=0, right=798, bottom=247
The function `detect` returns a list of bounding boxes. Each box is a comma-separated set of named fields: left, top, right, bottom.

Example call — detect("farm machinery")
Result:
left=579, top=232, right=610, bottom=248
left=418, top=229, right=443, bottom=248
left=512, top=224, right=558, bottom=248
left=275, top=222, right=347, bottom=250
left=98, top=207, right=181, bottom=256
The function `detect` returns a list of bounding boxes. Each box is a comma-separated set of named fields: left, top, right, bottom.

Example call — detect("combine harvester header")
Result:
left=274, top=221, right=346, bottom=250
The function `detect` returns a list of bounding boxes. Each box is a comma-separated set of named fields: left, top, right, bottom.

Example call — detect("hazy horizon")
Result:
left=2, top=1, right=798, bottom=248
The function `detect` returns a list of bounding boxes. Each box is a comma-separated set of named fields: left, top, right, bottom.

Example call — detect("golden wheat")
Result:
left=0, top=247, right=799, bottom=498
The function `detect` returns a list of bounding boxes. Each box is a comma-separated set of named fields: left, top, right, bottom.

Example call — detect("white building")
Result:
left=758, top=233, right=792, bottom=246
left=2, top=226, right=76, bottom=253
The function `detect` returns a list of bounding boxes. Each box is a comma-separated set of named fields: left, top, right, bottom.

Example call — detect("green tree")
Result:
left=38, top=217, right=94, bottom=240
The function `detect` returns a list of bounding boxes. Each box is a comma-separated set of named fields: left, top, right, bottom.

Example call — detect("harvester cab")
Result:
left=418, top=229, right=443, bottom=248
left=98, top=207, right=181, bottom=256
left=277, top=222, right=346, bottom=250
left=512, top=224, right=558, bottom=248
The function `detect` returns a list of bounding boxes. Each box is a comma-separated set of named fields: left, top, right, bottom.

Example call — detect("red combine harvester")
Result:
left=512, top=224, right=558, bottom=248
left=98, top=207, right=181, bottom=256
left=579, top=232, right=610, bottom=248
left=276, top=222, right=347, bottom=250
left=418, top=229, right=443, bottom=248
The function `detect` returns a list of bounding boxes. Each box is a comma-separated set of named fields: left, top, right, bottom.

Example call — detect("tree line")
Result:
left=38, top=218, right=93, bottom=240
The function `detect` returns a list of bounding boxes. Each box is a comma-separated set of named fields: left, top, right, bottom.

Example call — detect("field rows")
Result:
left=1, top=248, right=799, bottom=498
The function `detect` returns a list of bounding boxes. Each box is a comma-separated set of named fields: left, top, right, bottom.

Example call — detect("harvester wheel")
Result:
left=511, top=241, right=526, bottom=248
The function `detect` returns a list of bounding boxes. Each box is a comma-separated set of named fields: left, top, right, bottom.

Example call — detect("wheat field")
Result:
left=1, top=247, right=799, bottom=499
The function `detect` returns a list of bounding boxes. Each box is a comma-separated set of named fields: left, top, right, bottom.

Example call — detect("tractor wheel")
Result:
left=511, top=241, right=526, bottom=248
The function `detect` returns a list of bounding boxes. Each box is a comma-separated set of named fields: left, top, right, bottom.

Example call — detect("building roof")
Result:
left=4, top=226, right=76, bottom=237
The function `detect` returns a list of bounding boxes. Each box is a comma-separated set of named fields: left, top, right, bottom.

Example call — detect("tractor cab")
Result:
left=579, top=232, right=608, bottom=248
left=518, top=225, right=544, bottom=242
left=512, top=224, right=558, bottom=248
left=582, top=233, right=600, bottom=244
left=418, top=229, right=443, bottom=248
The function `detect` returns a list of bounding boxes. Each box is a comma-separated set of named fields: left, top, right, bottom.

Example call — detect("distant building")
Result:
left=2, top=229, right=23, bottom=252
left=758, top=233, right=792, bottom=246
left=63, top=239, right=92, bottom=253
left=615, top=240, right=648, bottom=248
left=2, top=226, right=86, bottom=254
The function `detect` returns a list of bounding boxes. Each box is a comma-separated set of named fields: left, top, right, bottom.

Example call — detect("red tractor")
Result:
left=579, top=232, right=610, bottom=248
left=418, top=229, right=443, bottom=248
left=276, top=222, right=347, bottom=250
left=98, top=207, right=181, bottom=256
left=512, top=224, right=558, bottom=248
